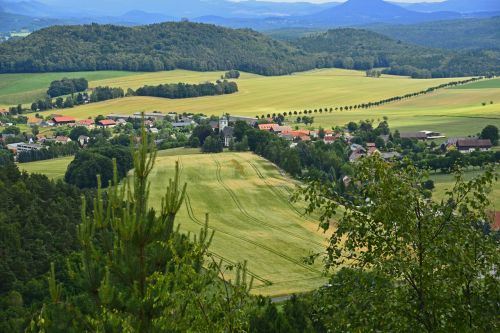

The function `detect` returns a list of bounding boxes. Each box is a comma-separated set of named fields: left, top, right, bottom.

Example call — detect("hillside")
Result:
left=0, top=22, right=499, bottom=78
left=294, top=28, right=500, bottom=77
left=366, top=17, right=500, bottom=50
left=0, top=22, right=316, bottom=76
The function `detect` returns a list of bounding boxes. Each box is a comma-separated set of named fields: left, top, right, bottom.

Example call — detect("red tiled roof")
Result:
left=98, top=119, right=116, bottom=126
left=53, top=116, right=76, bottom=123
left=258, top=123, right=278, bottom=131
left=78, top=119, right=95, bottom=125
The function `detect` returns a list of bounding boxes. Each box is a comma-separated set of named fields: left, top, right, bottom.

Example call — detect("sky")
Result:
left=233, top=0, right=445, bottom=3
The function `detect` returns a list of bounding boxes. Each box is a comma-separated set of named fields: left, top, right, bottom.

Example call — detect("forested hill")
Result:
left=0, top=22, right=315, bottom=76
left=365, top=17, right=500, bottom=50
left=294, top=28, right=500, bottom=78
left=0, top=22, right=498, bottom=78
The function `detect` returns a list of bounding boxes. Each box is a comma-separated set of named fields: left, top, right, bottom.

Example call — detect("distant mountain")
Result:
left=0, top=11, right=67, bottom=33
left=196, top=0, right=499, bottom=30
left=299, top=0, right=462, bottom=26
left=405, top=0, right=500, bottom=13
left=365, top=17, right=500, bottom=50
left=9, top=0, right=339, bottom=19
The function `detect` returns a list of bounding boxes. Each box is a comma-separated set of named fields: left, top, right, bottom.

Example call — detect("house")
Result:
left=349, top=149, right=366, bottom=163
left=107, top=114, right=142, bottom=121
left=27, top=117, right=43, bottom=126
left=36, top=135, right=47, bottom=143
left=0, top=109, right=8, bottom=116
left=7, top=142, right=44, bottom=155
left=323, top=136, right=336, bottom=144
left=78, top=135, right=90, bottom=146
left=366, top=143, right=379, bottom=156
left=16, top=143, right=44, bottom=154
left=55, top=136, right=72, bottom=144
left=271, top=125, right=292, bottom=134
left=400, top=132, right=428, bottom=140
left=77, top=119, right=95, bottom=128
left=134, top=112, right=167, bottom=121
left=222, top=127, right=234, bottom=147
left=420, top=131, right=445, bottom=140
left=52, top=116, right=76, bottom=126
left=258, top=123, right=279, bottom=131
left=456, top=139, right=492, bottom=153
left=381, top=152, right=401, bottom=161
left=0, top=133, right=15, bottom=142
left=98, top=119, right=116, bottom=128
left=173, top=121, right=194, bottom=129
left=401, top=131, right=445, bottom=141
left=6, top=142, right=23, bottom=154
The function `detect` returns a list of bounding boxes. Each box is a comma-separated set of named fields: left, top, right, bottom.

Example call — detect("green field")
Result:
left=18, top=149, right=500, bottom=295
left=29, top=68, right=460, bottom=118
left=310, top=87, right=500, bottom=137
left=452, top=78, right=500, bottom=89
left=0, top=71, right=143, bottom=106
left=19, top=156, right=73, bottom=180
left=17, top=69, right=495, bottom=138
left=2, top=69, right=498, bottom=138
left=149, top=152, right=328, bottom=296
left=19, top=150, right=329, bottom=296
left=431, top=169, right=500, bottom=209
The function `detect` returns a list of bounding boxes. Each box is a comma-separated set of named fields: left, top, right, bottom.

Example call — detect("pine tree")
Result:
left=31, top=120, right=255, bottom=332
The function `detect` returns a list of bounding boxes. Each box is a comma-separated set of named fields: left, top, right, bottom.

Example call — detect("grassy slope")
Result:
left=149, top=152, right=327, bottom=296
left=311, top=87, right=500, bottom=137
left=20, top=150, right=329, bottom=296
left=452, top=78, right=500, bottom=90
left=19, top=156, right=73, bottom=180
left=19, top=149, right=500, bottom=294
left=431, top=169, right=500, bottom=210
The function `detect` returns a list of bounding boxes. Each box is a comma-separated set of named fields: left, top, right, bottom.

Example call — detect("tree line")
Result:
left=255, top=76, right=484, bottom=120
left=17, top=141, right=80, bottom=163
left=47, top=78, right=88, bottom=98
left=135, top=80, right=238, bottom=99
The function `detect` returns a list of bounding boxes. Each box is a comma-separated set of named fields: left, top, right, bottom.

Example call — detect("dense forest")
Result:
left=0, top=22, right=498, bottom=78
left=294, top=28, right=500, bottom=78
left=0, top=163, right=92, bottom=332
left=0, top=22, right=315, bottom=76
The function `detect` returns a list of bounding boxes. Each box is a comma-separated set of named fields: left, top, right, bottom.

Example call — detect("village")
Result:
left=0, top=109, right=495, bottom=166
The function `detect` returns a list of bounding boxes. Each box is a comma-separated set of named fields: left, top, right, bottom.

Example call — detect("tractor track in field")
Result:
left=178, top=156, right=272, bottom=286
left=184, top=193, right=272, bottom=287
left=233, top=155, right=324, bottom=248
left=245, top=158, right=305, bottom=218
left=211, top=155, right=322, bottom=274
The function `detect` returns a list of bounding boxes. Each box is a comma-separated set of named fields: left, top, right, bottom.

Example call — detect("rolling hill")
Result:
left=294, top=28, right=500, bottom=77
left=0, top=22, right=316, bottom=76
left=365, top=17, right=500, bottom=50
left=0, top=22, right=499, bottom=78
